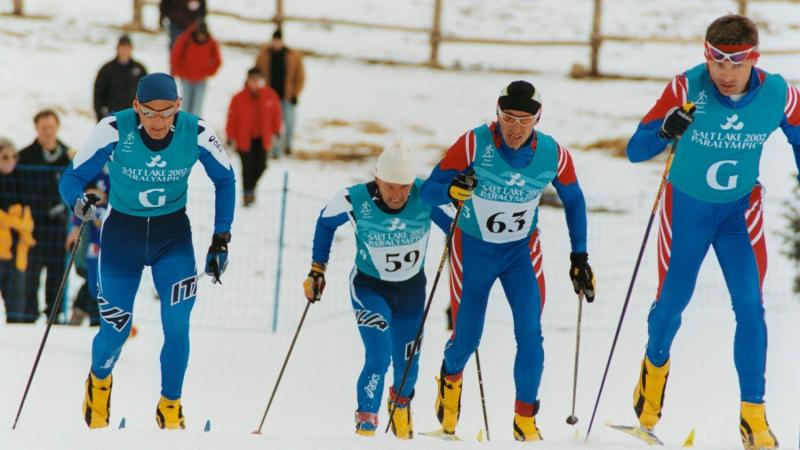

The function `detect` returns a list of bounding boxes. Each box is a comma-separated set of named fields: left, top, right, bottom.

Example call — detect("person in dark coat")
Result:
left=93, top=35, right=148, bottom=122
left=159, top=0, right=207, bottom=49
left=17, top=109, right=73, bottom=323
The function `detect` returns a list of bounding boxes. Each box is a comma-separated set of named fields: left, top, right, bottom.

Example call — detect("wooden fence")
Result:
left=7, top=0, right=799, bottom=77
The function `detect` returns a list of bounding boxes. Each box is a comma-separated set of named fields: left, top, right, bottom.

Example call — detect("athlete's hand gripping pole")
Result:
left=585, top=103, right=695, bottom=441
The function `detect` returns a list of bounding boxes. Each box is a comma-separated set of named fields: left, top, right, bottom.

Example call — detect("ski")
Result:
left=117, top=417, right=212, bottom=432
left=420, top=428, right=462, bottom=441
left=606, top=423, right=665, bottom=445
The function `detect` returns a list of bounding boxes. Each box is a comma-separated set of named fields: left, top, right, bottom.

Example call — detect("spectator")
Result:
left=159, top=0, right=206, bottom=50
left=0, top=138, right=35, bottom=323
left=226, top=68, right=281, bottom=206
left=18, top=109, right=73, bottom=323
left=170, top=21, right=222, bottom=117
left=255, top=28, right=305, bottom=158
left=93, top=34, right=148, bottom=122
left=67, top=171, right=109, bottom=327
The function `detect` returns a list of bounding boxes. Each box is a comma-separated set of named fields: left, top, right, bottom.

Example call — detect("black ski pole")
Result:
left=566, top=292, right=584, bottom=426
left=13, top=194, right=99, bottom=430
left=585, top=103, right=695, bottom=442
left=474, top=347, right=490, bottom=441
left=385, top=200, right=466, bottom=433
left=252, top=300, right=311, bottom=435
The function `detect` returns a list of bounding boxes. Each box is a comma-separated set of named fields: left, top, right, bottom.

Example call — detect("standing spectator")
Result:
left=66, top=171, right=109, bottom=327
left=93, top=34, right=148, bottom=122
left=159, top=0, right=206, bottom=50
left=18, top=109, right=73, bottom=323
left=170, top=21, right=221, bottom=117
left=225, top=68, right=281, bottom=206
left=256, top=28, right=305, bottom=157
left=0, top=138, right=35, bottom=323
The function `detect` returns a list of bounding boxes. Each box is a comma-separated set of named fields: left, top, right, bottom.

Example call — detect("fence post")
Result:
left=13, top=0, right=23, bottom=15
left=429, top=0, right=443, bottom=67
left=272, top=171, right=289, bottom=333
left=131, top=0, right=144, bottom=30
left=589, top=0, right=603, bottom=77
left=738, top=0, right=747, bottom=15
left=275, top=0, right=284, bottom=30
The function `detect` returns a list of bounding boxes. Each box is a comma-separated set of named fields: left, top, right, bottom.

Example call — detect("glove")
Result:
left=303, top=262, right=326, bottom=302
left=659, top=105, right=695, bottom=139
left=448, top=168, right=478, bottom=202
left=205, top=232, right=230, bottom=284
left=73, top=193, right=100, bottom=222
left=569, top=252, right=595, bottom=303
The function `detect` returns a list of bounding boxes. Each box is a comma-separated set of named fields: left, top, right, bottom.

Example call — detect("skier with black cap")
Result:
left=420, top=80, right=595, bottom=441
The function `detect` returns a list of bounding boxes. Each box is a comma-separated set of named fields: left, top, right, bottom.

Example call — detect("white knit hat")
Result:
left=374, top=139, right=416, bottom=184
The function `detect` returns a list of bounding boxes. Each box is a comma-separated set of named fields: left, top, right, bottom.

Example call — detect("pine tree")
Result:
left=781, top=183, right=800, bottom=294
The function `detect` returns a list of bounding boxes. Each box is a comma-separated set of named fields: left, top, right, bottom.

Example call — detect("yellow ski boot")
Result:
left=739, top=401, right=778, bottom=449
left=354, top=411, right=378, bottom=436
left=435, top=363, right=463, bottom=435
left=633, top=356, right=670, bottom=430
left=156, top=396, right=186, bottom=430
left=387, top=387, right=413, bottom=439
left=513, top=400, right=542, bottom=441
left=83, top=371, right=113, bottom=429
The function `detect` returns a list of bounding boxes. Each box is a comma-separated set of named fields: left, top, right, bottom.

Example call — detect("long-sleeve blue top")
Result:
left=311, top=181, right=454, bottom=264
left=420, top=122, right=587, bottom=253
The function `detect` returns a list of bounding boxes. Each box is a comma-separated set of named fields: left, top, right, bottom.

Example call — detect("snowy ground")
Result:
left=0, top=0, right=798, bottom=449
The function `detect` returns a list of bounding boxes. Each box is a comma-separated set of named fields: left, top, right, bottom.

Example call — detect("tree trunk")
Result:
left=13, top=0, right=23, bottom=15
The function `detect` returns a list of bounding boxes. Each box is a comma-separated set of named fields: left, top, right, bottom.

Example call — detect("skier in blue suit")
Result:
left=626, top=15, right=800, bottom=449
left=304, top=141, right=453, bottom=439
left=60, top=73, right=235, bottom=430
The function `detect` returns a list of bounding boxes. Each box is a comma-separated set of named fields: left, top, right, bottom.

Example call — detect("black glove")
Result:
left=448, top=168, right=478, bottom=202
left=73, top=193, right=100, bottom=221
left=569, top=252, right=595, bottom=302
left=659, top=105, right=695, bottom=139
left=303, top=262, right=326, bottom=302
left=205, top=232, right=230, bottom=284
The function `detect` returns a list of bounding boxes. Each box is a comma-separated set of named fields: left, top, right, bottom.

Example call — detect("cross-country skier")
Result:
left=59, top=73, right=235, bottom=430
left=625, top=15, right=800, bottom=450
left=303, top=141, right=454, bottom=439
left=420, top=81, right=595, bottom=441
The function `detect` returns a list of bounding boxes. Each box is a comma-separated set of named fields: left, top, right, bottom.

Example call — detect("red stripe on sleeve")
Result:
left=439, top=131, right=475, bottom=171
left=641, top=75, right=688, bottom=125
left=556, top=144, right=577, bottom=185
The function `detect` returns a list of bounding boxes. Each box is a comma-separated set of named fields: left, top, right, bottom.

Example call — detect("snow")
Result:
left=0, top=1, right=798, bottom=449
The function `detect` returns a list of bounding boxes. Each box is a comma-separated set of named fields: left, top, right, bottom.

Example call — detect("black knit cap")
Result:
left=498, top=80, right=542, bottom=116
left=118, top=34, right=132, bottom=47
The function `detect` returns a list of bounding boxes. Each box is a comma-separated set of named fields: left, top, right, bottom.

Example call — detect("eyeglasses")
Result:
left=704, top=42, right=759, bottom=65
left=497, top=107, right=538, bottom=127
left=140, top=104, right=179, bottom=119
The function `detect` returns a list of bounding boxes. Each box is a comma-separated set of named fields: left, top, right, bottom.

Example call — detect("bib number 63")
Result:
left=486, top=210, right=526, bottom=233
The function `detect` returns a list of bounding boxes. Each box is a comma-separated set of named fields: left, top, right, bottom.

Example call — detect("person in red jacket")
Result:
left=226, top=68, right=282, bottom=206
left=170, top=21, right=221, bottom=116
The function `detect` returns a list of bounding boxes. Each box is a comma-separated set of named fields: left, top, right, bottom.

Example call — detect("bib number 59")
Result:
left=385, top=250, right=420, bottom=272
left=486, top=211, right=526, bottom=233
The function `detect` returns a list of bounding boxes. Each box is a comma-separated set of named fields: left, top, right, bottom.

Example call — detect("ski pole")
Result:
left=585, top=102, right=695, bottom=441
left=385, top=200, right=467, bottom=433
left=252, top=301, right=311, bottom=435
left=13, top=194, right=99, bottom=430
left=474, top=347, right=491, bottom=441
left=566, top=292, right=584, bottom=426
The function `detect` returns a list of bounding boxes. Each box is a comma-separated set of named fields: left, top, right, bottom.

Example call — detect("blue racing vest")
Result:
left=459, top=124, right=558, bottom=243
left=669, top=64, right=787, bottom=203
left=349, top=179, right=433, bottom=282
left=109, top=109, right=199, bottom=216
